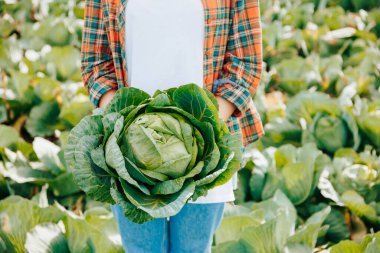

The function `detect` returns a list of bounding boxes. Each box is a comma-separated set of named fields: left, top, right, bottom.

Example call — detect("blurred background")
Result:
left=0, top=0, right=379, bottom=252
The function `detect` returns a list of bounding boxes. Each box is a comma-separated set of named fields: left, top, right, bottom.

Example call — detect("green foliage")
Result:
left=245, top=143, right=330, bottom=205
left=213, top=190, right=331, bottom=253
left=0, top=194, right=123, bottom=253
left=0, top=0, right=379, bottom=250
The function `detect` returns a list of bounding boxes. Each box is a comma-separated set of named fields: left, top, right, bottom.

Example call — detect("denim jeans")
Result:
left=111, top=202, right=225, bottom=253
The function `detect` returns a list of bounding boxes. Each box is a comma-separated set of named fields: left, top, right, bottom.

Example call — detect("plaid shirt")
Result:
left=80, top=0, right=265, bottom=147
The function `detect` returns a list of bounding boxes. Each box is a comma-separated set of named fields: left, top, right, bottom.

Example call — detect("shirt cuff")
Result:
left=212, top=78, right=251, bottom=117
left=88, top=79, right=118, bottom=108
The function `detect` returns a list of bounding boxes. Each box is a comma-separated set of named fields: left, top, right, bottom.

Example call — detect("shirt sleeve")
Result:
left=80, top=0, right=118, bottom=108
left=212, top=0, right=263, bottom=117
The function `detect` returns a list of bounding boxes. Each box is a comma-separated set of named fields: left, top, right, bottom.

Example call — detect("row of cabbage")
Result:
left=0, top=0, right=118, bottom=251
left=211, top=0, right=380, bottom=252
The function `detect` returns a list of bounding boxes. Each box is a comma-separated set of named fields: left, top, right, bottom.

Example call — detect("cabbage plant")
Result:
left=286, top=92, right=360, bottom=154
left=213, top=190, right=331, bottom=253
left=356, top=100, right=380, bottom=149
left=309, top=111, right=360, bottom=154
left=64, top=84, right=242, bottom=223
left=249, top=143, right=330, bottom=205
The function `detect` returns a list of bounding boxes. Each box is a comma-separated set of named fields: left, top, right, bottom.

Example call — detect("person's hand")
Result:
left=215, top=96, right=236, bottom=121
left=99, top=89, right=117, bottom=108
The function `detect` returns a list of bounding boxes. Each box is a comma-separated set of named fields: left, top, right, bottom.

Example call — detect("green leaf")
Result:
left=151, top=161, right=204, bottom=195
left=276, top=56, right=320, bottom=95
left=239, top=191, right=297, bottom=253
left=73, top=135, right=113, bottom=203
left=212, top=241, right=248, bottom=253
left=357, top=104, right=380, bottom=149
left=285, top=206, right=331, bottom=251
left=33, top=76, right=61, bottom=101
left=147, top=92, right=172, bottom=108
left=214, top=210, right=264, bottom=244
left=59, top=95, right=93, bottom=127
left=110, top=179, right=154, bottom=224
left=172, top=84, right=221, bottom=140
left=45, top=46, right=81, bottom=81
left=323, top=207, right=350, bottom=243
left=0, top=125, right=19, bottom=147
left=105, top=132, right=150, bottom=195
left=364, top=232, right=380, bottom=253
left=341, top=190, right=380, bottom=226
left=204, top=88, right=220, bottom=110
left=341, top=112, right=361, bottom=151
left=124, top=156, right=156, bottom=186
left=48, top=172, right=81, bottom=197
left=330, top=240, right=365, bottom=253
left=33, top=137, right=63, bottom=175
left=101, top=112, right=122, bottom=145
left=281, top=163, right=314, bottom=205
left=195, top=152, right=234, bottom=187
left=248, top=151, right=269, bottom=201
left=120, top=178, right=195, bottom=218
left=286, top=92, right=339, bottom=124
left=64, top=115, right=104, bottom=171
left=103, top=87, right=150, bottom=114
left=234, top=168, right=252, bottom=204
left=25, top=101, right=60, bottom=137
left=43, top=21, right=72, bottom=47
left=25, top=223, right=70, bottom=253
left=211, top=130, right=243, bottom=179
left=0, top=196, right=65, bottom=253
left=262, top=143, right=328, bottom=205
left=63, top=210, right=123, bottom=253
left=168, top=113, right=194, bottom=154
left=239, top=213, right=283, bottom=253
left=312, top=113, right=348, bottom=153
left=139, top=167, right=169, bottom=181
left=90, top=145, right=117, bottom=178
left=0, top=148, right=54, bottom=183
left=262, top=118, right=302, bottom=147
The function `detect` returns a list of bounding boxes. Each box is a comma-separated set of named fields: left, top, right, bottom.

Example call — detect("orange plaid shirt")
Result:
left=80, top=0, right=265, bottom=148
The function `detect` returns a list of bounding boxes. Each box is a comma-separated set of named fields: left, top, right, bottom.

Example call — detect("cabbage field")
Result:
left=0, top=0, right=379, bottom=252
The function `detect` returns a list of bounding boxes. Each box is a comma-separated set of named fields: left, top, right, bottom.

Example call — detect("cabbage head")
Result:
left=64, top=84, right=242, bottom=223
left=286, top=92, right=360, bottom=154
left=310, top=112, right=360, bottom=154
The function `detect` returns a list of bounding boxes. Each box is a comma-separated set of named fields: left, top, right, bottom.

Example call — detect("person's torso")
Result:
left=124, top=0, right=204, bottom=95
left=104, top=0, right=233, bottom=94
left=99, top=0, right=264, bottom=147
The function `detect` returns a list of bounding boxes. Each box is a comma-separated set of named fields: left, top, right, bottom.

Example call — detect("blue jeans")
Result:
left=111, top=202, right=225, bottom=253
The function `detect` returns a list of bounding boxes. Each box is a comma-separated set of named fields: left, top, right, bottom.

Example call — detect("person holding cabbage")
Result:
left=78, top=0, right=264, bottom=252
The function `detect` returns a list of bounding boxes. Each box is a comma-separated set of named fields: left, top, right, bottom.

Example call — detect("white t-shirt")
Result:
left=125, top=0, right=237, bottom=203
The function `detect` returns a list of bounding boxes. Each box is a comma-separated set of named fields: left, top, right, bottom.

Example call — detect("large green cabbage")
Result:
left=64, top=84, right=242, bottom=223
